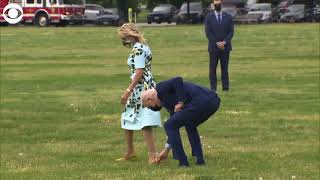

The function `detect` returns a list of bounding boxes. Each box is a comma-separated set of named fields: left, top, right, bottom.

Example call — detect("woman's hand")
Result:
left=174, top=102, right=184, bottom=112
left=121, top=90, right=131, bottom=105
left=122, top=69, right=143, bottom=105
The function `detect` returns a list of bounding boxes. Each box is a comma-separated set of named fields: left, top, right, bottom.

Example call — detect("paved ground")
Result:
left=136, top=22, right=177, bottom=27
left=3, top=22, right=178, bottom=27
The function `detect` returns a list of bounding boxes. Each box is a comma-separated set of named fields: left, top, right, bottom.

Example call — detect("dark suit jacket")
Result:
left=205, top=11, right=234, bottom=52
left=156, top=77, right=219, bottom=116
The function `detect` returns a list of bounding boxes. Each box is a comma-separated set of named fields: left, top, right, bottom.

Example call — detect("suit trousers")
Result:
left=164, top=94, right=220, bottom=166
left=209, top=50, right=230, bottom=91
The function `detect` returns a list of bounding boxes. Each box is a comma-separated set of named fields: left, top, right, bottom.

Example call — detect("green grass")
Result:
left=0, top=23, right=319, bottom=179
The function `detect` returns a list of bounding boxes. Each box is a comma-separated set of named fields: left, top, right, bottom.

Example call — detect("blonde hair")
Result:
left=118, top=23, right=147, bottom=44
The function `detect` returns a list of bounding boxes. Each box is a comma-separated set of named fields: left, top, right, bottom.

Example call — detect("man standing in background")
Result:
left=205, top=0, right=234, bottom=91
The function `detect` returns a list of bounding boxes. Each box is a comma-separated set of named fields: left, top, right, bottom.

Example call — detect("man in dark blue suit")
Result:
left=141, top=77, right=220, bottom=166
left=205, top=0, right=234, bottom=91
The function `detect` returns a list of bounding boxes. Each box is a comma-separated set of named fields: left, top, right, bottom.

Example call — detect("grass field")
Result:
left=0, top=23, right=319, bottom=179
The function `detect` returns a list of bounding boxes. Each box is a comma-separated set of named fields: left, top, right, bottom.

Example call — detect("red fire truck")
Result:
left=0, top=0, right=85, bottom=26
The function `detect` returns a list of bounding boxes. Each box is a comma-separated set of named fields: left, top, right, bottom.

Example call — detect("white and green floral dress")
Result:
left=121, top=42, right=162, bottom=130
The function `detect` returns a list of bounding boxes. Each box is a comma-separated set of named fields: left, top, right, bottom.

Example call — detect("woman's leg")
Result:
left=124, top=129, right=135, bottom=157
left=116, top=129, right=136, bottom=161
left=142, top=127, right=157, bottom=163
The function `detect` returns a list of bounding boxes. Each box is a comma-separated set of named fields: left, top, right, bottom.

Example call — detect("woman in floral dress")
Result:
left=116, top=23, right=161, bottom=164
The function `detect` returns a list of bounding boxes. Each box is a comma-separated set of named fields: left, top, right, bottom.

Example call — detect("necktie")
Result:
left=218, top=14, right=222, bottom=24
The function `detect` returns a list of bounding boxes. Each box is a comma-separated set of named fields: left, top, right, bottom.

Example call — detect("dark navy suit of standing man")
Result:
left=205, top=0, right=234, bottom=91
left=142, top=77, right=220, bottom=166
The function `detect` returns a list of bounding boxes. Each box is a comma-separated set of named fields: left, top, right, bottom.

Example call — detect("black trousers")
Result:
left=209, top=50, right=230, bottom=91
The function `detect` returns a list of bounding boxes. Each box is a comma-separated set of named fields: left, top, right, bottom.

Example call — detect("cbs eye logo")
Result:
left=3, top=3, right=23, bottom=24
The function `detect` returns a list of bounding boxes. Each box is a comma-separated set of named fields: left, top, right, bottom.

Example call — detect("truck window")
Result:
left=12, top=0, right=22, bottom=5
left=59, top=0, right=83, bottom=5
left=37, top=0, right=41, bottom=4
left=26, top=0, right=34, bottom=4
left=50, top=0, right=57, bottom=4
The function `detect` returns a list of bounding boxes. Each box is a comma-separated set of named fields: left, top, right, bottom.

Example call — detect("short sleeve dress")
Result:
left=121, top=42, right=162, bottom=130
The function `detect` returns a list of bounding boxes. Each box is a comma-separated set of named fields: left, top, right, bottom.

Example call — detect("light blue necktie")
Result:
left=218, top=14, right=222, bottom=24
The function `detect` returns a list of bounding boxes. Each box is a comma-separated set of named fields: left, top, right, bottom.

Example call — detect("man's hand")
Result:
left=174, top=102, right=184, bottom=112
left=216, top=41, right=226, bottom=50
left=120, top=90, right=131, bottom=105
left=155, top=148, right=169, bottom=163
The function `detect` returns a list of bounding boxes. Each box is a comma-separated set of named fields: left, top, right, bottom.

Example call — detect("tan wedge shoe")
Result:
left=115, top=154, right=137, bottom=162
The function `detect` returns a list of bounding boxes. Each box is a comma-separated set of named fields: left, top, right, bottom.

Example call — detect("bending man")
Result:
left=141, top=77, right=220, bottom=166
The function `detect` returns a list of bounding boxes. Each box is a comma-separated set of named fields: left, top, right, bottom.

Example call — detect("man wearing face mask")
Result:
left=205, top=0, right=234, bottom=92
left=141, top=77, right=220, bottom=167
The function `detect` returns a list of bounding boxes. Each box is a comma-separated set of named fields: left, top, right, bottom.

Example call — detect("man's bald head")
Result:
left=141, top=88, right=160, bottom=109
left=141, top=89, right=155, bottom=106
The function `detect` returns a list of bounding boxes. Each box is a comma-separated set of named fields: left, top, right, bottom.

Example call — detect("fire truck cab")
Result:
left=0, top=0, right=85, bottom=26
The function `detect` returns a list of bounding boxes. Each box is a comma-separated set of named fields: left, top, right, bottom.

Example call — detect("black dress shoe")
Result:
left=179, top=164, right=190, bottom=167
left=223, top=88, right=229, bottom=91
left=179, top=161, right=190, bottom=167
left=196, top=159, right=206, bottom=165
